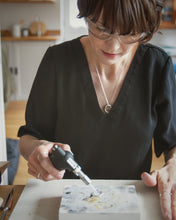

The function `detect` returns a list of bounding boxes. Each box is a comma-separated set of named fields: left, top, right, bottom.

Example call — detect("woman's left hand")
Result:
left=141, top=158, right=176, bottom=220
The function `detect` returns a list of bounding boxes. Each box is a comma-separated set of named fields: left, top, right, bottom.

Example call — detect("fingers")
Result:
left=141, top=171, right=157, bottom=187
left=141, top=171, right=173, bottom=219
left=36, top=150, right=65, bottom=180
left=171, top=184, right=176, bottom=220
left=28, top=158, right=59, bottom=181
left=157, top=168, right=175, bottom=220
left=28, top=142, right=70, bottom=181
left=142, top=159, right=176, bottom=220
left=159, top=190, right=172, bottom=220
left=61, top=144, right=71, bottom=152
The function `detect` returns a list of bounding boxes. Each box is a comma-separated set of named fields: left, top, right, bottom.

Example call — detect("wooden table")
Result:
left=0, top=185, right=25, bottom=220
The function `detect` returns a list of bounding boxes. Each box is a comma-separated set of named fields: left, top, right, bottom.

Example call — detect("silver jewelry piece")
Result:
left=37, top=153, right=40, bottom=161
left=95, top=66, right=112, bottom=114
left=104, top=104, right=112, bottom=114
left=37, top=172, right=40, bottom=179
left=159, top=192, right=172, bottom=197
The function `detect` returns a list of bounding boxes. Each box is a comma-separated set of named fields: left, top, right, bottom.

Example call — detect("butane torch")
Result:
left=49, top=144, right=100, bottom=196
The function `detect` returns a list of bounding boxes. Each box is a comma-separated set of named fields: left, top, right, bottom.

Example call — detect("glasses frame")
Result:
left=86, top=17, right=146, bottom=44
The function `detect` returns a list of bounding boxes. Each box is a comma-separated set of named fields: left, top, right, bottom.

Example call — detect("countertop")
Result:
left=8, top=179, right=164, bottom=220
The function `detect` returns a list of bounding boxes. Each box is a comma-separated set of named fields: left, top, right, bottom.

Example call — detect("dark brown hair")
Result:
left=77, top=0, right=166, bottom=43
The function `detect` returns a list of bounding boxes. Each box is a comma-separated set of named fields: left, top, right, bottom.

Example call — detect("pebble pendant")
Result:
left=104, top=104, right=112, bottom=114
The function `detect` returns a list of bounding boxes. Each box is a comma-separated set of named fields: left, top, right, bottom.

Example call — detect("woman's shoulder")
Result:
left=138, top=43, right=171, bottom=68
left=139, top=43, right=169, bottom=59
left=49, top=37, right=83, bottom=54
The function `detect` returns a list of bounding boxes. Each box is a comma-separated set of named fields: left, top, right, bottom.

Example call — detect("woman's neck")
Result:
left=81, top=36, right=139, bottom=80
left=80, top=36, right=139, bottom=113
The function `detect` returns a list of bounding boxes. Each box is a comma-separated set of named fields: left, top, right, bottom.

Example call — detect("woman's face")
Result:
left=87, top=18, right=140, bottom=65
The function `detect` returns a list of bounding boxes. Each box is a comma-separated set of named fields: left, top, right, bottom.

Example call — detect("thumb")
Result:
left=141, top=171, right=158, bottom=187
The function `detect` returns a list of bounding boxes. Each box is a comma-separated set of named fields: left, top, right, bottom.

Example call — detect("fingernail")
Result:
left=164, top=212, right=172, bottom=220
left=57, top=171, right=65, bottom=179
left=141, top=173, right=146, bottom=180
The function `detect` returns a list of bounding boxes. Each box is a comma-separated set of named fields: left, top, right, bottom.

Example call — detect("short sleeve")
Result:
left=154, top=57, right=176, bottom=157
left=18, top=47, right=57, bottom=141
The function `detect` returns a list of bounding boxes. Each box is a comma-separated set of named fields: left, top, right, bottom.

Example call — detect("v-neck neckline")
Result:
left=72, top=37, right=145, bottom=121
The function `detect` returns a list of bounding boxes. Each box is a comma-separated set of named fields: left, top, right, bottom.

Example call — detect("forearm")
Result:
left=19, top=135, right=45, bottom=160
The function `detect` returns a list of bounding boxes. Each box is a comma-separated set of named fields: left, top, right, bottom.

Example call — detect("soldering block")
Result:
left=59, top=185, right=140, bottom=220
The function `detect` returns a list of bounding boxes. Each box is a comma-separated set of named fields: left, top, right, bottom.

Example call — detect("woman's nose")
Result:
left=106, top=37, right=121, bottom=51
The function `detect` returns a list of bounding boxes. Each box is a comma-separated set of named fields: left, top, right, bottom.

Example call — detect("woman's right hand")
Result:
left=27, top=140, right=71, bottom=181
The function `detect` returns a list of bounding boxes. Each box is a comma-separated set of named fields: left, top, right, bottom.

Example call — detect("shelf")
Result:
left=0, top=0, right=55, bottom=3
left=1, top=30, right=60, bottom=41
left=159, top=0, right=176, bottom=29
left=160, top=21, right=176, bottom=29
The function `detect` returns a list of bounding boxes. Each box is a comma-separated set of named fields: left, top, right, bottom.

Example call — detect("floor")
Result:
left=5, top=101, right=165, bottom=185
left=5, top=101, right=34, bottom=185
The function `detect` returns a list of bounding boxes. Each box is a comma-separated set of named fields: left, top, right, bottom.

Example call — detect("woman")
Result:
left=18, top=0, right=176, bottom=219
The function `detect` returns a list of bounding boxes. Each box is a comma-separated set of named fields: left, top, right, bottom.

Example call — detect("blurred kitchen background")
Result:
left=0, top=0, right=176, bottom=184
left=0, top=0, right=88, bottom=102
left=0, top=0, right=176, bottom=102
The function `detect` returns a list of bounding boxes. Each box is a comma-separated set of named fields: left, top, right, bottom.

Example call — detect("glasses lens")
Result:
left=87, top=18, right=145, bottom=43
left=88, top=19, right=110, bottom=40
left=119, top=35, right=140, bottom=44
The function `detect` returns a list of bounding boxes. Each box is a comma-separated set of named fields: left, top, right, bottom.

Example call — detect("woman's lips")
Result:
left=102, top=50, right=118, bottom=59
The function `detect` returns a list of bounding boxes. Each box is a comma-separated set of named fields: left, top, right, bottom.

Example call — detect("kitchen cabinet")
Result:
left=160, top=0, right=176, bottom=29
left=4, top=41, right=55, bottom=100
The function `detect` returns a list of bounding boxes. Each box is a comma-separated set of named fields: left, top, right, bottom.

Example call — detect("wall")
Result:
left=0, top=0, right=61, bottom=100
left=150, top=29, right=176, bottom=48
left=0, top=1, right=60, bottom=30
left=151, top=30, right=176, bottom=76
left=0, top=38, right=8, bottom=184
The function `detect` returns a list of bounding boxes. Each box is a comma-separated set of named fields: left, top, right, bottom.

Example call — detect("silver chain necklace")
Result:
left=95, top=66, right=112, bottom=114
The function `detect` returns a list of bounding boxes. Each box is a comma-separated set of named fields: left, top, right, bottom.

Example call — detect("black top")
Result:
left=18, top=37, right=176, bottom=180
